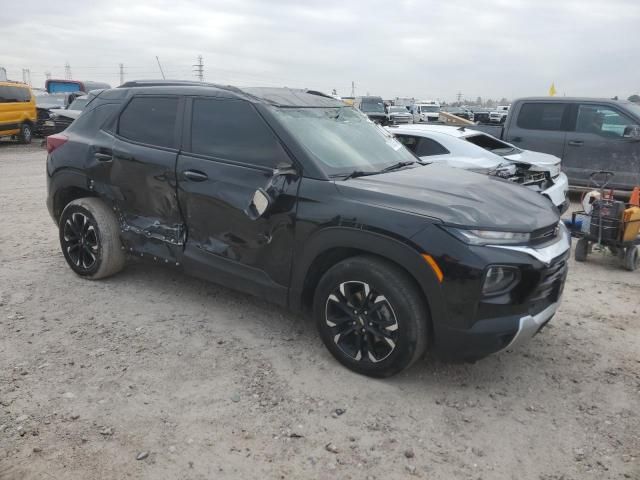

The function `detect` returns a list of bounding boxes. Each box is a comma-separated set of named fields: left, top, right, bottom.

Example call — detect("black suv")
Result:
left=46, top=81, right=570, bottom=377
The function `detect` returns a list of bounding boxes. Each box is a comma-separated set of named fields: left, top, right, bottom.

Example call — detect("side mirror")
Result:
left=248, top=189, right=272, bottom=219
left=623, top=125, right=640, bottom=141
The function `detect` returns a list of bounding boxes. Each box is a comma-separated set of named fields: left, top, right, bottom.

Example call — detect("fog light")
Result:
left=482, top=266, right=519, bottom=296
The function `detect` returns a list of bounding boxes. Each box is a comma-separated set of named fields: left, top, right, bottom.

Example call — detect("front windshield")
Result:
left=271, top=107, right=417, bottom=176
left=389, top=106, right=407, bottom=113
left=626, top=102, right=640, bottom=121
left=421, top=105, right=440, bottom=112
left=68, top=98, right=88, bottom=110
left=360, top=99, right=385, bottom=113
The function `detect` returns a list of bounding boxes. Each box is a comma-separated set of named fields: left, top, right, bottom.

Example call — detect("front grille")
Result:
left=529, top=224, right=558, bottom=245
left=527, top=253, right=568, bottom=303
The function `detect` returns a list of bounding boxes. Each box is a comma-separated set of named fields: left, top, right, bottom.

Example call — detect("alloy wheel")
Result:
left=324, top=281, right=399, bottom=363
left=62, top=212, right=99, bottom=271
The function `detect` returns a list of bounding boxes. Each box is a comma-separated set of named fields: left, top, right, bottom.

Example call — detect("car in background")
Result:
left=386, top=124, right=569, bottom=212
left=471, top=108, right=492, bottom=124
left=441, top=106, right=474, bottom=121
left=46, top=81, right=570, bottom=377
left=44, top=95, right=90, bottom=134
left=354, top=96, right=387, bottom=124
left=410, top=103, right=440, bottom=123
left=386, top=105, right=413, bottom=124
left=0, top=81, right=36, bottom=143
left=472, top=97, right=640, bottom=191
left=489, top=105, right=510, bottom=124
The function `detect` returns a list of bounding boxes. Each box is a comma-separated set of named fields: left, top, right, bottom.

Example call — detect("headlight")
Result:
left=482, top=266, right=520, bottom=295
left=443, top=227, right=530, bottom=245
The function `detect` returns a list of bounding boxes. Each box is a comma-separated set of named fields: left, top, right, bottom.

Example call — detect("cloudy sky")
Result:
left=2, top=0, right=638, bottom=102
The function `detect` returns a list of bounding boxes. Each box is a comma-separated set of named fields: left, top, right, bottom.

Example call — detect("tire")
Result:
left=18, top=123, right=32, bottom=144
left=59, top=198, right=126, bottom=279
left=313, top=255, right=428, bottom=378
left=574, top=238, right=589, bottom=262
left=623, top=245, right=639, bottom=271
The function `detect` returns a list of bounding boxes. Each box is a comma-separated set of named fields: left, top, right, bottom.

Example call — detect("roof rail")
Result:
left=118, top=79, right=242, bottom=93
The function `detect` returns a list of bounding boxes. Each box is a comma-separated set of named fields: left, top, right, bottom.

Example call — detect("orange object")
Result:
left=421, top=254, right=444, bottom=283
left=622, top=206, right=640, bottom=242
left=630, top=187, right=640, bottom=207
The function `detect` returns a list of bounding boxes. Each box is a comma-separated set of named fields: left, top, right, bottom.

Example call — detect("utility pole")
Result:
left=456, top=91, right=462, bottom=103
left=193, top=55, right=204, bottom=82
left=119, top=63, right=125, bottom=85
left=22, top=69, right=31, bottom=86
left=64, top=62, right=72, bottom=80
left=350, top=81, right=355, bottom=97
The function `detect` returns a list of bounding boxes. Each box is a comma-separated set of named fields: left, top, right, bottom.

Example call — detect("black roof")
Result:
left=115, top=80, right=343, bottom=108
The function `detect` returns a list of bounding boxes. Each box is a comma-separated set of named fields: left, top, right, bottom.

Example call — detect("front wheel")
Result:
left=623, top=245, right=639, bottom=271
left=18, top=123, right=32, bottom=144
left=313, top=255, right=428, bottom=377
left=574, top=238, right=589, bottom=262
left=59, top=198, right=126, bottom=279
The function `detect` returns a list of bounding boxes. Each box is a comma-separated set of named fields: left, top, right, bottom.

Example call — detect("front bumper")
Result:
left=542, top=172, right=569, bottom=211
left=500, top=302, right=558, bottom=352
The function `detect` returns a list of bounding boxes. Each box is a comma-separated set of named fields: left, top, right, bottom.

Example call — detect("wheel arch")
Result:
left=290, top=227, right=443, bottom=328
left=49, top=171, right=98, bottom=224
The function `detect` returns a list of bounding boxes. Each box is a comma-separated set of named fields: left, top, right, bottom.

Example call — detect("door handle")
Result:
left=511, top=136, right=522, bottom=142
left=568, top=140, right=584, bottom=147
left=183, top=170, right=209, bottom=182
left=94, top=152, right=112, bottom=162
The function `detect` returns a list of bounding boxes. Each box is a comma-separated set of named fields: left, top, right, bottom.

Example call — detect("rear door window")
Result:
left=516, top=102, right=568, bottom=131
left=189, top=98, right=286, bottom=168
left=118, top=96, right=179, bottom=148
left=576, top=104, right=635, bottom=137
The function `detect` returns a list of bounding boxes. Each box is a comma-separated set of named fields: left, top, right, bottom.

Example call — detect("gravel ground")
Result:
left=0, top=142, right=638, bottom=480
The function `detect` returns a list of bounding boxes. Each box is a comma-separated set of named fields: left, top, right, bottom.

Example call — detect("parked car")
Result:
left=386, top=105, right=413, bottom=124
left=489, top=105, right=510, bottom=124
left=45, top=79, right=111, bottom=94
left=46, top=81, right=570, bottom=377
left=472, top=97, right=640, bottom=191
left=410, top=103, right=440, bottom=123
left=0, top=81, right=36, bottom=143
left=441, top=107, right=474, bottom=121
left=471, top=108, right=492, bottom=124
left=36, top=93, right=88, bottom=136
left=354, top=96, right=387, bottom=124
left=386, top=124, right=569, bottom=212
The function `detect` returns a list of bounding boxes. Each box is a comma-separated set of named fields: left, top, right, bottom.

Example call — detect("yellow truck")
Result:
left=0, top=81, right=36, bottom=143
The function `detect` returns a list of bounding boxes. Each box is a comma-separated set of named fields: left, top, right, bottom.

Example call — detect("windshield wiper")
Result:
left=378, top=160, right=416, bottom=173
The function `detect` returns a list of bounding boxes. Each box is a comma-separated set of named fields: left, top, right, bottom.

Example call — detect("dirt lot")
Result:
left=0, top=142, right=638, bottom=480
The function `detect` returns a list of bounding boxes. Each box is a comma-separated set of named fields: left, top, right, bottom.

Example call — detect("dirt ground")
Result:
left=0, top=142, right=638, bottom=480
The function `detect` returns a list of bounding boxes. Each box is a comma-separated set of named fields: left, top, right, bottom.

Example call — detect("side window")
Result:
left=395, top=134, right=418, bottom=152
left=118, top=96, right=179, bottom=148
left=516, top=102, right=568, bottom=131
left=190, top=98, right=287, bottom=168
left=0, top=86, right=29, bottom=103
left=415, top=137, right=449, bottom=157
left=576, top=105, right=634, bottom=138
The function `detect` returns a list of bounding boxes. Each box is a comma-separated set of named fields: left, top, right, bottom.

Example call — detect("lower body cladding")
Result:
left=412, top=224, right=571, bottom=361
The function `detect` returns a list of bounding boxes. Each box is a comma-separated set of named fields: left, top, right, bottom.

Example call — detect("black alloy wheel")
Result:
left=325, top=281, right=399, bottom=363
left=62, top=211, right=100, bottom=272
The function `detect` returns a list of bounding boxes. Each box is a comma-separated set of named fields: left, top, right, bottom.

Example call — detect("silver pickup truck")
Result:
left=473, top=97, right=640, bottom=191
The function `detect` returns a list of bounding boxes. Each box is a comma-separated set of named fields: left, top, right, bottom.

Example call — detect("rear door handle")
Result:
left=183, top=170, right=209, bottom=182
left=568, top=140, right=584, bottom=146
left=94, top=152, right=112, bottom=162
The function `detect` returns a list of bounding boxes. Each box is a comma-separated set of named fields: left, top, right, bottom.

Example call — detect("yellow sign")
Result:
left=549, top=82, right=557, bottom=97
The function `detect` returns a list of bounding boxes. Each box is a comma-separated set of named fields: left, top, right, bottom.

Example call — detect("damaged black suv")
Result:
left=46, top=81, right=570, bottom=377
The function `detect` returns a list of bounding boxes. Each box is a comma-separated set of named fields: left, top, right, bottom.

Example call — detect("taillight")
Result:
left=46, top=134, right=68, bottom=154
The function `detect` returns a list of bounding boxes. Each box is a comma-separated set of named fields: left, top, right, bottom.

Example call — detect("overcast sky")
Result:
left=1, top=0, right=638, bottom=102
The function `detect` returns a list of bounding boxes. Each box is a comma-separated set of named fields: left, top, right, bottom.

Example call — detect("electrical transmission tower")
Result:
left=193, top=55, right=204, bottom=82
left=456, top=91, right=463, bottom=103
left=45, top=71, right=51, bottom=80
left=350, top=81, right=355, bottom=97
left=22, top=69, right=31, bottom=86
left=119, top=63, right=125, bottom=85
left=65, top=62, right=72, bottom=80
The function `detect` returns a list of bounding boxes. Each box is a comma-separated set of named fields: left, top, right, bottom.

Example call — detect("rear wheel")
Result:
left=313, top=255, right=428, bottom=377
left=574, top=238, right=589, bottom=262
left=59, top=198, right=125, bottom=279
left=623, top=245, right=639, bottom=271
left=18, top=123, right=32, bottom=144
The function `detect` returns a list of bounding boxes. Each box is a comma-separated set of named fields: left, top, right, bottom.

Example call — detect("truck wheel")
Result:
left=313, top=255, right=428, bottom=377
left=623, top=246, right=639, bottom=271
left=574, top=238, right=589, bottom=262
left=18, top=123, right=32, bottom=144
left=59, top=198, right=125, bottom=279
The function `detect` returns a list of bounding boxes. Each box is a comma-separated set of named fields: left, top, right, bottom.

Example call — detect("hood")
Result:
left=336, top=163, right=559, bottom=231
left=365, top=112, right=387, bottom=118
left=504, top=149, right=561, bottom=176
left=53, top=109, right=82, bottom=120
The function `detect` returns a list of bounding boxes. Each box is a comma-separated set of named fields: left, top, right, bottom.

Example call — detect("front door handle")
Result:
left=568, top=140, right=584, bottom=147
left=94, top=152, right=112, bottom=162
left=183, top=170, right=209, bottom=182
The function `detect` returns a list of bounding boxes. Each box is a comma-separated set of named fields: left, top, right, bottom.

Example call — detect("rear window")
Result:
left=516, top=103, right=568, bottom=131
left=118, top=96, right=179, bottom=148
left=0, top=85, right=31, bottom=103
